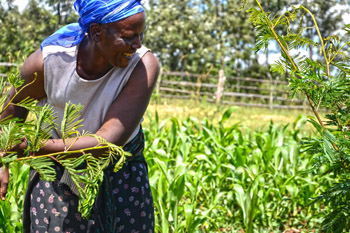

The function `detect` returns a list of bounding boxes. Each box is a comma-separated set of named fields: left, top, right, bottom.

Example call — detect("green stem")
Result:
left=15, top=144, right=111, bottom=162
left=66, top=137, right=80, bottom=151
left=273, top=11, right=292, bottom=29
left=254, top=0, right=339, bottom=152
left=299, top=6, right=330, bottom=76
left=330, top=42, right=350, bottom=63
left=0, top=74, right=37, bottom=115
left=255, top=1, right=298, bottom=71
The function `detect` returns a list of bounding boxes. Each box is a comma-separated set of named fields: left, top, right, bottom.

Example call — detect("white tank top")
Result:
left=39, top=44, right=149, bottom=144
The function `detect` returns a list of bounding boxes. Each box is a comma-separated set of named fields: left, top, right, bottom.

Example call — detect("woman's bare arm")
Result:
left=39, top=51, right=159, bottom=154
left=1, top=49, right=46, bottom=122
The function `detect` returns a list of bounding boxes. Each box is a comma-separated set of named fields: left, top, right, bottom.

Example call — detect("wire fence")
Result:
left=156, top=69, right=309, bottom=110
left=0, top=62, right=18, bottom=77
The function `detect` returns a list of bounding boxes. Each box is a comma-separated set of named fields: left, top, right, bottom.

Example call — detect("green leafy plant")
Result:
left=241, top=0, right=350, bottom=231
left=143, top=109, right=329, bottom=232
left=0, top=72, right=129, bottom=219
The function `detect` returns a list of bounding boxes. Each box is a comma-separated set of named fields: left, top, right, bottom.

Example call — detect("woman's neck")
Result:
left=76, top=37, right=113, bottom=80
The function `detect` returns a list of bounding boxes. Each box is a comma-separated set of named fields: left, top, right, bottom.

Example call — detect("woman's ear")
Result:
left=89, top=23, right=102, bottom=42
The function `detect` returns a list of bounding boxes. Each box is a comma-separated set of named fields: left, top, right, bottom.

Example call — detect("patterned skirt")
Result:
left=23, top=130, right=154, bottom=233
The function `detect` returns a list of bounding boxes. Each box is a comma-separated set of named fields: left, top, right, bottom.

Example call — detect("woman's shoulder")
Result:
left=42, top=45, right=77, bottom=60
left=136, top=45, right=150, bottom=57
left=135, top=46, right=158, bottom=70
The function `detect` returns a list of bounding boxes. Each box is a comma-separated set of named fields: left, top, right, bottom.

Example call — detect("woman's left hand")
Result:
left=0, top=153, right=9, bottom=201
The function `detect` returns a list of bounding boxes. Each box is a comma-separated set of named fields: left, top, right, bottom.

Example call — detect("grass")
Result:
left=145, top=97, right=317, bottom=135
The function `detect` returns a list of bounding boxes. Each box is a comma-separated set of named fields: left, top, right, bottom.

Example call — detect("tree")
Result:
left=45, top=0, right=78, bottom=27
left=144, top=0, right=258, bottom=77
left=0, top=0, right=23, bottom=62
left=244, top=0, right=350, bottom=230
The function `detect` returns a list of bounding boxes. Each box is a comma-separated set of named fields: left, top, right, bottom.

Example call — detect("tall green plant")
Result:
left=144, top=109, right=328, bottom=232
left=241, top=1, right=350, bottom=231
left=0, top=73, right=129, bottom=219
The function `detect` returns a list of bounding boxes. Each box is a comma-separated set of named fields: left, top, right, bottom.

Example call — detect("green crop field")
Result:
left=144, top=100, right=328, bottom=232
left=0, top=99, right=330, bottom=232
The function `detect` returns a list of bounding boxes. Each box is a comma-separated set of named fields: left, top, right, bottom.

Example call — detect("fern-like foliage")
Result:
left=60, top=101, right=83, bottom=145
left=242, top=0, right=350, bottom=231
left=0, top=74, right=129, bottom=219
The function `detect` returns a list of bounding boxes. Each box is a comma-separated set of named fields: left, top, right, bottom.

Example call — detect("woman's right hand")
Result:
left=0, top=165, right=9, bottom=201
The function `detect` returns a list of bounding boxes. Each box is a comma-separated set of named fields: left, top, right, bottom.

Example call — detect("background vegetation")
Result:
left=1, top=0, right=349, bottom=75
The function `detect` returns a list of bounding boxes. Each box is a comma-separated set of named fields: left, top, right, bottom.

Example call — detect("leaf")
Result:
left=22, top=157, right=56, bottom=181
left=7, top=72, right=24, bottom=89
left=308, top=118, right=323, bottom=135
left=27, top=104, right=57, bottom=152
left=60, top=102, right=84, bottom=144
left=323, top=130, right=336, bottom=162
left=219, top=106, right=238, bottom=125
left=0, top=121, right=23, bottom=151
left=234, top=184, right=248, bottom=223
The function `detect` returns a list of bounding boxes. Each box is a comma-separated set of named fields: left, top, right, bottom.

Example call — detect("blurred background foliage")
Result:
left=0, top=0, right=349, bottom=77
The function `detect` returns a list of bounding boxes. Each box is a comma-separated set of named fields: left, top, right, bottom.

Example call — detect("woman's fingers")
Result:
left=0, top=153, right=9, bottom=201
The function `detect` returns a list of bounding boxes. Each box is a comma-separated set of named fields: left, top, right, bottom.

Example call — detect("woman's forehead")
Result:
left=105, top=12, right=145, bottom=32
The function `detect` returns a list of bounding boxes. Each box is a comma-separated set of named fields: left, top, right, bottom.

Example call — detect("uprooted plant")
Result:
left=0, top=72, right=130, bottom=219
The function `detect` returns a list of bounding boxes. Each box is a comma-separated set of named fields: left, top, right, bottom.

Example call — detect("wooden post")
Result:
left=236, top=68, right=241, bottom=93
left=216, top=69, right=226, bottom=104
left=268, top=72, right=274, bottom=110
left=156, top=67, right=163, bottom=97
left=196, top=75, right=202, bottom=101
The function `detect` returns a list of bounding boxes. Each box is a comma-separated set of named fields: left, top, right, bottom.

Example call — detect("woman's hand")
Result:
left=0, top=153, right=9, bottom=201
left=0, top=166, right=9, bottom=201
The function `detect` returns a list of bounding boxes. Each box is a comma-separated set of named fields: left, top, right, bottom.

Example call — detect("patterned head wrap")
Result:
left=40, top=0, right=144, bottom=49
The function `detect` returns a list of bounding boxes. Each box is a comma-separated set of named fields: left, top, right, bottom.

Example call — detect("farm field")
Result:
left=1, top=99, right=331, bottom=232
left=145, top=98, right=317, bottom=134
left=143, top=99, right=328, bottom=232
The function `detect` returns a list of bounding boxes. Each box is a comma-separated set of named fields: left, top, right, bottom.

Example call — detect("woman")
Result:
left=0, top=0, right=159, bottom=232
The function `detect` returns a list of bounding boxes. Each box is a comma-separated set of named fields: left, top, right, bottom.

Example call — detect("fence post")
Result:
left=196, top=75, right=202, bottom=100
left=156, top=67, right=163, bottom=97
left=216, top=69, right=226, bottom=104
left=268, top=72, right=274, bottom=110
left=236, top=68, right=241, bottom=93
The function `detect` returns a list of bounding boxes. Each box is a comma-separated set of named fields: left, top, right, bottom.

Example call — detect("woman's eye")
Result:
left=122, top=36, right=134, bottom=40
left=140, top=32, right=144, bottom=41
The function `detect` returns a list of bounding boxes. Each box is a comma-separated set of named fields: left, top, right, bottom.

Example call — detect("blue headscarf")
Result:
left=40, top=0, right=144, bottom=49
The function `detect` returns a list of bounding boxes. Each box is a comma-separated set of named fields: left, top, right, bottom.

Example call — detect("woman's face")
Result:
left=98, top=12, right=146, bottom=68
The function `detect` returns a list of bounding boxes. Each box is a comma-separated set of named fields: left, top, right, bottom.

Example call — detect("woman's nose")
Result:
left=132, top=36, right=142, bottom=49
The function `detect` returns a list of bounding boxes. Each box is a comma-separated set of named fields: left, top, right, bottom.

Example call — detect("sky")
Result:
left=13, top=0, right=27, bottom=12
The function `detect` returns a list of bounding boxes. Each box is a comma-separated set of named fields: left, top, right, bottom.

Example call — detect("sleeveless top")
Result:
left=39, top=44, right=149, bottom=144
